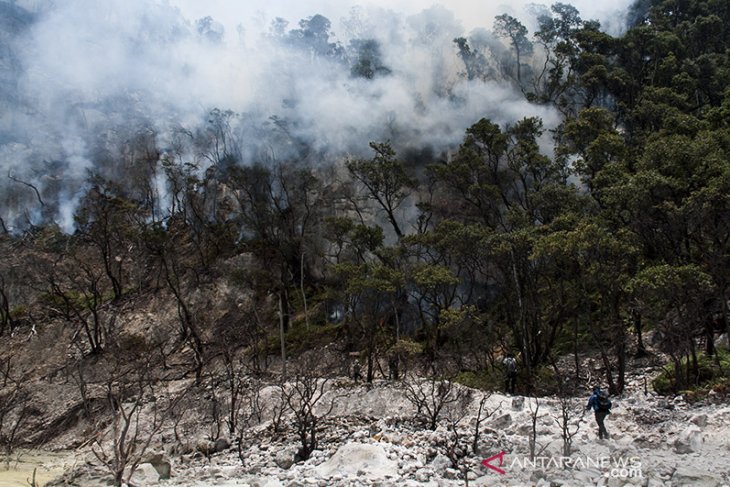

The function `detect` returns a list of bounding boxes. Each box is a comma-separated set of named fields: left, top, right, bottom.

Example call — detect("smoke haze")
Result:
left=0, top=0, right=634, bottom=231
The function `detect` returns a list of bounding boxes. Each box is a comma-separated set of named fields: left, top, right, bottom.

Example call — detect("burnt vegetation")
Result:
left=1, top=0, right=730, bottom=481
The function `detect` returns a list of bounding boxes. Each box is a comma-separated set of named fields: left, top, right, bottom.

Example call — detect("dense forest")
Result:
left=1, top=0, right=729, bottom=407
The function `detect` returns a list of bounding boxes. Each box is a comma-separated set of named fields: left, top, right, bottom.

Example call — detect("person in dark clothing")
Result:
left=503, top=353, right=517, bottom=395
left=351, top=360, right=362, bottom=382
left=388, top=355, right=399, bottom=380
left=586, top=386, right=612, bottom=439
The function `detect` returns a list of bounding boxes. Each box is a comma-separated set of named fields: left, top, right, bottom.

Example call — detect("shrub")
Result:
left=653, top=349, right=730, bottom=396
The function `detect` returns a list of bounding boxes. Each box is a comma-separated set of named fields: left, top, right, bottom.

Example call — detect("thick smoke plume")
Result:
left=0, top=0, right=632, bottom=232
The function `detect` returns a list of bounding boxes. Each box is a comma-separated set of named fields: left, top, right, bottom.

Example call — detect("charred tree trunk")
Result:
left=633, top=309, right=648, bottom=357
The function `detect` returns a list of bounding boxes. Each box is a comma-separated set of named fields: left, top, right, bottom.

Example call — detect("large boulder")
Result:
left=127, top=463, right=160, bottom=486
left=274, top=446, right=298, bottom=470
left=141, top=452, right=171, bottom=479
left=671, top=466, right=722, bottom=486
left=491, top=413, right=512, bottom=430
left=674, top=425, right=703, bottom=454
left=316, top=443, right=398, bottom=480
left=214, top=437, right=231, bottom=453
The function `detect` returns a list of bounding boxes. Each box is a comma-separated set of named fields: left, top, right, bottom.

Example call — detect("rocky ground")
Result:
left=2, top=310, right=729, bottom=487
left=24, top=374, right=730, bottom=487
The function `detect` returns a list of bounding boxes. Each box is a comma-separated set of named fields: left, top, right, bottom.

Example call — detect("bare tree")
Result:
left=45, top=255, right=111, bottom=355
left=0, top=274, right=16, bottom=337
left=205, top=372, right=224, bottom=444
left=549, top=356, right=586, bottom=455
left=221, top=349, right=248, bottom=437
left=235, top=378, right=264, bottom=464
left=0, top=356, right=31, bottom=467
left=269, top=384, right=289, bottom=436
left=402, top=371, right=465, bottom=431
left=159, top=249, right=205, bottom=383
left=471, top=393, right=499, bottom=455
left=553, top=394, right=585, bottom=456
left=442, top=389, right=474, bottom=485
left=280, top=362, right=343, bottom=462
left=91, top=357, right=188, bottom=486
left=527, top=397, right=550, bottom=461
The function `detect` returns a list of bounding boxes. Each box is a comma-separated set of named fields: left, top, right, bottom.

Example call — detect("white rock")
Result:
left=127, top=463, right=160, bottom=486
left=674, top=425, right=704, bottom=454
left=492, top=413, right=512, bottom=429
left=671, top=466, right=722, bottom=486
left=430, top=453, right=452, bottom=474
left=316, top=443, right=398, bottom=480
left=414, top=468, right=432, bottom=482
left=444, top=467, right=460, bottom=479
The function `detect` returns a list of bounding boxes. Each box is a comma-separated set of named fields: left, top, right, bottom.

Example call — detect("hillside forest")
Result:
left=0, top=0, right=729, bottom=447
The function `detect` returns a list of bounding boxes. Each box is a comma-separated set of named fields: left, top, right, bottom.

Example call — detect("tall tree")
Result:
left=346, top=142, right=415, bottom=240
left=494, top=14, right=533, bottom=83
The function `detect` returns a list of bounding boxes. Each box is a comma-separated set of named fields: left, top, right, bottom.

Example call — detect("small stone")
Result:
left=430, top=454, right=452, bottom=474
left=196, top=440, right=215, bottom=456
left=690, top=414, right=708, bottom=427
left=444, top=467, right=460, bottom=479
left=414, top=468, right=432, bottom=482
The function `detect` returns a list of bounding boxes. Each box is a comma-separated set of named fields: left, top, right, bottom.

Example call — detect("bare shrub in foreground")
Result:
left=402, top=371, right=465, bottom=430
left=91, top=358, right=188, bottom=486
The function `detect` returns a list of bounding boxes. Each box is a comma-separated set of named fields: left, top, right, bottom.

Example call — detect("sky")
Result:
left=170, top=0, right=634, bottom=38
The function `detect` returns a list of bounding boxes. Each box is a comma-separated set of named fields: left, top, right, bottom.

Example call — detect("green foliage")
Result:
left=335, top=263, right=404, bottom=294
left=493, top=13, right=532, bottom=82
left=410, top=264, right=459, bottom=289
left=653, top=349, right=730, bottom=396
left=9, top=305, right=27, bottom=319
left=346, top=142, right=414, bottom=238
left=349, top=39, right=391, bottom=79
left=454, top=369, right=499, bottom=390
left=266, top=321, right=344, bottom=357
left=4, top=0, right=730, bottom=401
left=388, top=338, right=424, bottom=357
left=627, top=264, right=714, bottom=319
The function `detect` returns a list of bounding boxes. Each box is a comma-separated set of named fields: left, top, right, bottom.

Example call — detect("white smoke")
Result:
left=0, top=0, right=634, bottom=231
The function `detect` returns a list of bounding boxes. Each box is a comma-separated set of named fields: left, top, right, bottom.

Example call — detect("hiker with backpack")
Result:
left=586, top=385, right=612, bottom=439
left=503, top=353, right=517, bottom=394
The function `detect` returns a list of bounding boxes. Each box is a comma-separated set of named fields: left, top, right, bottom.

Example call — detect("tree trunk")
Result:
left=279, top=292, right=287, bottom=379
left=633, top=309, right=648, bottom=357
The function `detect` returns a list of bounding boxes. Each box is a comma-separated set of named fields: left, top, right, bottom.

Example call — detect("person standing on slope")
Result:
left=503, top=353, right=517, bottom=395
left=586, top=385, right=612, bottom=439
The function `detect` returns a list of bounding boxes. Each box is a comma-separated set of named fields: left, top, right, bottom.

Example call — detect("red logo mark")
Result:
left=482, top=451, right=507, bottom=475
